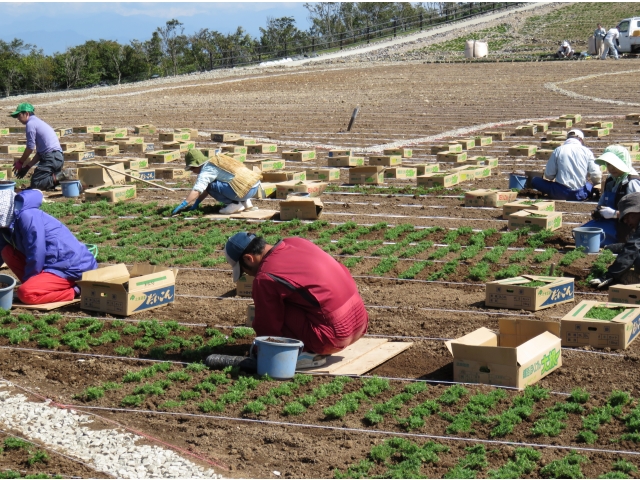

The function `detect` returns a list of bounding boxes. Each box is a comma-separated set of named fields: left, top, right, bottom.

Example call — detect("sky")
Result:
left=0, top=2, right=313, bottom=55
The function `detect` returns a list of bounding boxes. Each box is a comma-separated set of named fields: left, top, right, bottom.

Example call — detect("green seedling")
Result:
left=114, top=346, right=135, bottom=357
left=533, top=248, right=557, bottom=263
left=482, top=246, right=506, bottom=264
left=282, top=401, right=306, bottom=416
left=520, top=280, right=546, bottom=287
left=167, top=371, right=191, bottom=382
left=243, top=401, right=266, bottom=415
left=608, top=390, right=632, bottom=407
left=488, top=447, right=541, bottom=479
left=585, top=307, right=626, bottom=321
left=569, top=388, right=590, bottom=404
left=198, top=399, right=224, bottom=413
left=121, top=394, right=145, bottom=407
left=540, top=451, right=588, bottom=479
left=468, top=261, right=491, bottom=281
left=231, top=327, right=255, bottom=339
left=4, top=438, right=32, bottom=450
left=26, top=450, right=49, bottom=466
left=158, top=400, right=185, bottom=409
left=371, top=257, right=398, bottom=275
left=494, top=265, right=525, bottom=280
left=438, top=385, right=468, bottom=405
left=559, top=247, right=586, bottom=266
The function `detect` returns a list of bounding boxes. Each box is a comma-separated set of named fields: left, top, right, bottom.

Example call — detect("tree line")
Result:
left=0, top=2, right=514, bottom=96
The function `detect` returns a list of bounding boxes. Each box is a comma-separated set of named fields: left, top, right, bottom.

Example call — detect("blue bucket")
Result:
left=0, top=181, right=16, bottom=192
left=61, top=180, right=82, bottom=198
left=508, top=174, right=527, bottom=191
left=0, top=274, right=16, bottom=310
left=251, top=336, right=304, bottom=380
left=572, top=227, right=605, bottom=254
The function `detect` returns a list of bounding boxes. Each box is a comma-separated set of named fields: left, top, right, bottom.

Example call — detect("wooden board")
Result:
left=204, top=209, right=278, bottom=220
left=299, top=338, right=412, bottom=375
left=12, top=299, right=80, bottom=311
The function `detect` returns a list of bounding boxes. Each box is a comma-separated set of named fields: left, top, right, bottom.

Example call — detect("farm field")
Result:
left=1, top=57, right=640, bottom=479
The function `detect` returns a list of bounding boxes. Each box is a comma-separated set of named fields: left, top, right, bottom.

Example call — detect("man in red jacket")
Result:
left=224, top=232, right=369, bottom=360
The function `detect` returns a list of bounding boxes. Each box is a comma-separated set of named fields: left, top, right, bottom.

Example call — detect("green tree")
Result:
left=259, top=17, right=307, bottom=57
left=0, top=39, right=30, bottom=96
left=157, top=19, right=187, bottom=76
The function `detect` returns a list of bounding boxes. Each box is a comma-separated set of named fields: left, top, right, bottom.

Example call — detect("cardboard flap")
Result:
left=80, top=264, right=130, bottom=283
left=447, top=327, right=498, bottom=357
left=498, top=319, right=560, bottom=348
left=127, top=268, right=176, bottom=293
left=451, top=343, right=518, bottom=366
left=516, top=331, right=561, bottom=365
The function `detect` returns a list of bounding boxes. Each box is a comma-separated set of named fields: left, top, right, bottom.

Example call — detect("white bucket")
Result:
left=474, top=41, right=488, bottom=58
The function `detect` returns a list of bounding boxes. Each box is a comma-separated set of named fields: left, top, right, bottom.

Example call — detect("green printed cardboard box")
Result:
left=508, top=145, right=537, bottom=157
left=134, top=125, right=157, bottom=135
left=0, top=145, right=26, bottom=154
left=236, top=274, right=254, bottom=297
left=502, top=199, right=555, bottom=219
left=485, top=275, right=574, bottom=311
left=328, top=149, right=352, bottom=157
left=464, top=189, right=517, bottom=207
left=146, top=150, right=181, bottom=163
left=417, top=172, right=459, bottom=188
left=483, top=131, right=506, bottom=141
left=244, top=159, right=285, bottom=172
left=158, top=132, right=190, bottom=142
left=281, top=150, right=316, bottom=162
left=609, top=284, right=640, bottom=305
left=559, top=114, right=582, bottom=123
left=221, top=145, right=248, bottom=155
left=561, top=301, right=640, bottom=349
left=507, top=210, right=562, bottom=232
left=467, top=156, right=499, bottom=168
left=327, top=156, right=365, bottom=167
left=73, top=125, right=101, bottom=134
left=261, top=171, right=306, bottom=183
left=383, top=167, right=417, bottom=179
left=348, top=166, right=385, bottom=185
left=275, top=180, right=327, bottom=199
left=474, top=136, right=492, bottom=147
left=305, top=168, right=340, bottom=182
left=84, top=185, right=136, bottom=203
left=414, top=164, right=440, bottom=175
left=248, top=144, right=278, bottom=154
left=369, top=155, right=402, bottom=167
left=78, top=263, right=177, bottom=316
left=445, top=319, right=562, bottom=388
left=383, top=148, right=412, bottom=158
left=436, top=151, right=467, bottom=163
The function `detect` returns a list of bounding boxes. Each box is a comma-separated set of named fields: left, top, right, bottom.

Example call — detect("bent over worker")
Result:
left=224, top=232, right=369, bottom=361
left=580, top=145, right=640, bottom=246
left=172, top=149, right=262, bottom=216
left=590, top=192, right=640, bottom=289
left=531, top=129, right=601, bottom=201
left=0, top=189, right=97, bottom=304
left=10, top=103, right=72, bottom=190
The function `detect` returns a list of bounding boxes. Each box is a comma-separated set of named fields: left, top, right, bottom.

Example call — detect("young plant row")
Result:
left=0, top=435, right=56, bottom=479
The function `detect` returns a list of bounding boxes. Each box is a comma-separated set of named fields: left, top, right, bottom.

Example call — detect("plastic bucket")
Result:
left=0, top=181, right=16, bottom=192
left=508, top=174, right=527, bottom=191
left=251, top=336, right=304, bottom=380
left=572, top=227, right=605, bottom=254
left=61, top=180, right=82, bottom=198
left=0, top=274, right=16, bottom=311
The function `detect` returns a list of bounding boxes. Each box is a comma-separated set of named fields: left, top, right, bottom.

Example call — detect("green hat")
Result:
left=9, top=103, right=34, bottom=118
left=185, top=149, right=208, bottom=169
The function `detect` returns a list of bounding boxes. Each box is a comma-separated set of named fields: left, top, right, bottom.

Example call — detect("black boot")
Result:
left=53, top=168, right=74, bottom=186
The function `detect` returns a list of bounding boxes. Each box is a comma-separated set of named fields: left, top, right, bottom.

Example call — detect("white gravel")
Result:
left=0, top=381, right=220, bottom=479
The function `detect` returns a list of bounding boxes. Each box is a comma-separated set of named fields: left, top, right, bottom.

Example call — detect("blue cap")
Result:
left=224, top=232, right=256, bottom=282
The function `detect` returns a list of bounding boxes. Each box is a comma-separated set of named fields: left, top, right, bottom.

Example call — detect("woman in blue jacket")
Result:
left=0, top=189, right=97, bottom=304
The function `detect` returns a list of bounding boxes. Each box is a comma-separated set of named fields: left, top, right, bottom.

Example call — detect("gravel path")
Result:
left=0, top=381, right=220, bottom=479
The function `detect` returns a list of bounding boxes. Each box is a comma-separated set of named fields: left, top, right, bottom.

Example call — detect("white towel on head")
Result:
left=0, top=190, right=15, bottom=228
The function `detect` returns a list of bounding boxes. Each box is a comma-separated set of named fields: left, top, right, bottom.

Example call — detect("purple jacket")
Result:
left=0, top=190, right=97, bottom=282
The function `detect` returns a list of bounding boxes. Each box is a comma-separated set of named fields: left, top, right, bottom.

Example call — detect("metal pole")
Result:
left=347, top=107, right=360, bottom=132
left=393, top=19, right=397, bottom=37
left=420, top=13, right=423, bottom=30
left=340, top=33, right=343, bottom=50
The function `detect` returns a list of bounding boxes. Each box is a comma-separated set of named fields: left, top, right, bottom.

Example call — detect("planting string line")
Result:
left=0, top=346, right=190, bottom=365
left=32, top=312, right=209, bottom=328
left=42, top=405, right=640, bottom=458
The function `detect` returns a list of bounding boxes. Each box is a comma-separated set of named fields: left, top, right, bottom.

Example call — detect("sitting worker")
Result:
left=10, top=103, right=73, bottom=190
left=557, top=41, right=574, bottom=58
left=580, top=145, right=640, bottom=246
left=0, top=189, right=97, bottom=304
left=530, top=129, right=601, bottom=201
left=590, top=192, right=640, bottom=288
left=224, top=232, right=369, bottom=365
left=172, top=149, right=261, bottom=215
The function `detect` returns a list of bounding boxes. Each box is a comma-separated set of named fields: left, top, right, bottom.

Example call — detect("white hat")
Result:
left=595, top=151, right=630, bottom=173
left=562, top=41, right=569, bottom=47
left=567, top=129, right=584, bottom=140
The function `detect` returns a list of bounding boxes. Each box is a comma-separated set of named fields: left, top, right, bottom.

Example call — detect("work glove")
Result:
left=588, top=277, right=614, bottom=289
left=15, top=167, right=31, bottom=179
left=599, top=207, right=616, bottom=219
left=188, top=199, right=201, bottom=211
left=171, top=200, right=189, bottom=215
left=12, top=161, right=23, bottom=175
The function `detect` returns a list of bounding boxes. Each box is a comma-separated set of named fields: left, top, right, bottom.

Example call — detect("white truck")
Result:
left=616, top=17, right=640, bottom=53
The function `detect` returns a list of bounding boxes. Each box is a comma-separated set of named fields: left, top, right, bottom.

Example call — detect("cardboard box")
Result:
left=502, top=199, right=555, bottom=219
left=0, top=128, right=8, bottom=135
left=281, top=150, right=316, bottom=162
left=349, top=166, right=385, bottom=185
left=60, top=141, right=85, bottom=152
left=417, top=172, right=459, bottom=188
left=508, top=145, right=537, bottom=157
left=445, top=318, right=562, bottom=388
left=456, top=138, right=476, bottom=150
left=328, top=149, right=352, bottom=157
left=73, top=125, right=101, bottom=133
left=467, top=156, right=499, bottom=168
left=0, top=165, right=13, bottom=180
left=201, top=148, right=221, bottom=158
left=8, top=126, right=25, bottom=134
left=248, top=144, right=278, bottom=154
left=608, top=284, right=640, bottom=305
left=228, top=153, right=246, bottom=163
left=279, top=196, right=324, bottom=220
left=535, top=149, right=554, bottom=160
left=134, top=125, right=157, bottom=135
left=530, top=122, right=549, bottom=132
left=436, top=151, right=467, bottom=163
left=244, top=159, right=285, bottom=172
left=64, top=150, right=95, bottom=161
left=84, top=184, right=136, bottom=203
left=625, top=113, right=640, bottom=120
left=211, top=132, right=239, bottom=143
left=146, top=150, right=181, bottom=163
left=176, top=128, right=198, bottom=140
left=369, top=155, right=402, bottom=166
left=247, top=303, right=255, bottom=327
left=95, top=145, right=120, bottom=157
left=327, top=156, right=365, bottom=167
left=78, top=263, right=176, bottom=315
left=515, top=125, right=537, bottom=136
left=587, top=121, right=614, bottom=130
left=549, top=119, right=573, bottom=128
left=0, top=145, right=26, bottom=154
left=93, top=133, right=117, bottom=142
left=154, top=167, right=191, bottom=180
left=559, top=114, right=582, bottom=123
left=486, top=276, right=574, bottom=311
left=111, top=158, right=148, bottom=170
left=102, top=127, right=128, bottom=135
left=124, top=143, right=154, bottom=153
left=261, top=171, right=306, bottom=183
left=620, top=142, right=640, bottom=152
left=114, top=136, right=144, bottom=145
left=414, top=164, right=440, bottom=175
left=484, top=131, right=506, bottom=141
left=561, top=301, right=640, bottom=349
left=236, top=274, right=254, bottom=297
left=259, top=182, right=276, bottom=198
left=461, top=166, right=492, bottom=179
left=508, top=210, right=562, bottom=232
left=78, top=163, right=126, bottom=188
left=540, top=140, right=563, bottom=149
left=221, top=145, right=248, bottom=155
left=464, top=189, right=517, bottom=207
left=583, top=128, right=609, bottom=137
left=55, top=127, right=73, bottom=137
left=547, top=131, right=567, bottom=140
left=383, top=167, right=417, bottom=179
left=431, top=144, right=463, bottom=154
left=275, top=180, right=327, bottom=199
left=162, top=141, right=195, bottom=152
left=234, top=138, right=257, bottom=146
left=130, top=169, right=155, bottom=181
left=474, top=136, right=492, bottom=147
left=383, top=148, right=412, bottom=158
left=158, top=132, right=191, bottom=142
left=306, top=168, right=340, bottom=182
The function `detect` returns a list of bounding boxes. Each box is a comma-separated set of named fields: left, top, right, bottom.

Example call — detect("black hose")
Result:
left=204, top=354, right=257, bottom=372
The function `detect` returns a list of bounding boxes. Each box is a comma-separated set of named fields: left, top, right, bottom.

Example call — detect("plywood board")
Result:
left=12, top=299, right=80, bottom=311
left=204, top=209, right=278, bottom=220
left=299, top=338, right=412, bottom=375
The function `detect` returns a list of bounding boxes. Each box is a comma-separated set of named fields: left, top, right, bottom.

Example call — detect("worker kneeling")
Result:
left=224, top=232, right=369, bottom=366
left=530, top=129, right=601, bottom=201
left=580, top=145, right=640, bottom=246
left=0, top=189, right=97, bottom=304
left=172, top=149, right=261, bottom=216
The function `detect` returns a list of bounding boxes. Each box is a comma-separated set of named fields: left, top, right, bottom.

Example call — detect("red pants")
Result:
left=1, top=245, right=76, bottom=305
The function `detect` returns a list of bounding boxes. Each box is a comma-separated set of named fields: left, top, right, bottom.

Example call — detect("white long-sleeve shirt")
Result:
left=605, top=28, right=619, bottom=42
left=544, top=138, right=602, bottom=190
